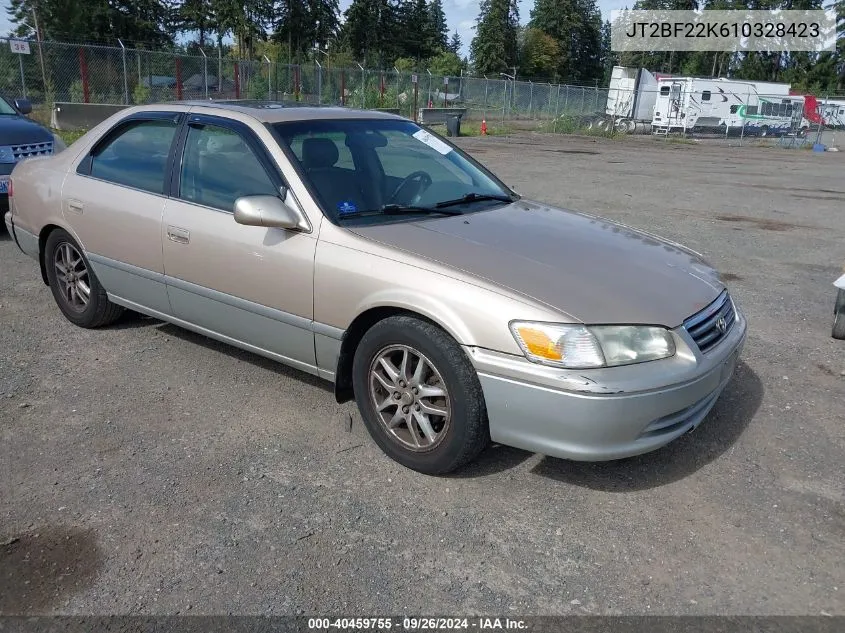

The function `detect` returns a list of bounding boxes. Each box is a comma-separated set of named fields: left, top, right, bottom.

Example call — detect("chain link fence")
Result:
left=2, top=36, right=842, bottom=147
left=0, top=37, right=610, bottom=126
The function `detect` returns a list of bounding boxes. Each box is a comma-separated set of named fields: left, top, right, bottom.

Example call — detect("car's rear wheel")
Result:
left=352, top=315, right=489, bottom=474
left=833, top=289, right=845, bottom=340
left=44, top=229, right=124, bottom=328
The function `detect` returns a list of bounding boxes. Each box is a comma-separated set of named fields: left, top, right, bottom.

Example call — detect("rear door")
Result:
left=62, top=111, right=182, bottom=313
left=161, top=113, right=318, bottom=370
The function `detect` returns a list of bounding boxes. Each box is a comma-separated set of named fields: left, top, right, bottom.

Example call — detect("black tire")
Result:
left=833, top=289, right=845, bottom=340
left=44, top=228, right=124, bottom=328
left=352, top=315, right=490, bottom=474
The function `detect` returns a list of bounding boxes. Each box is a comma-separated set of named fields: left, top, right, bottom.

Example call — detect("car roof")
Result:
left=172, top=100, right=406, bottom=124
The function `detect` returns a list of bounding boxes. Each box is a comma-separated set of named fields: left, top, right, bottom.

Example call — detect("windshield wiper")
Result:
left=337, top=203, right=462, bottom=219
left=434, top=192, right=515, bottom=209
left=381, top=203, right=462, bottom=216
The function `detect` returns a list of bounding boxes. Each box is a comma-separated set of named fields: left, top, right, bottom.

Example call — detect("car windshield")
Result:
left=271, top=118, right=516, bottom=224
left=0, top=97, right=18, bottom=115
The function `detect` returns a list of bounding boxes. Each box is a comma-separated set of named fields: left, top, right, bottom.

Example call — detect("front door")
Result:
left=61, top=112, right=183, bottom=313
left=667, top=82, right=685, bottom=128
left=161, top=114, right=318, bottom=370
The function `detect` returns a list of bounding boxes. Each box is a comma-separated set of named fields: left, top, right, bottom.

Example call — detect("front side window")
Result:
left=179, top=124, right=278, bottom=212
left=0, top=97, right=18, bottom=115
left=90, top=120, right=177, bottom=194
left=273, top=118, right=514, bottom=224
left=701, top=91, right=711, bottom=101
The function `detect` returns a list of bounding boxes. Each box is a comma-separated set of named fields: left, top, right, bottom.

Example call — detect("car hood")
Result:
left=0, top=115, right=53, bottom=145
left=349, top=200, right=724, bottom=327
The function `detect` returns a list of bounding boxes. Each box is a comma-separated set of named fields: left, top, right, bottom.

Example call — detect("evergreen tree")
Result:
left=7, top=0, right=173, bottom=45
left=448, top=30, right=462, bottom=55
left=427, top=0, right=448, bottom=51
left=530, top=0, right=602, bottom=82
left=309, top=0, right=340, bottom=51
left=341, top=0, right=398, bottom=65
left=470, top=0, right=519, bottom=75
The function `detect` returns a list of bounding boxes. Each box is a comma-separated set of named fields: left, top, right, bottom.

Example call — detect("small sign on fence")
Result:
left=411, top=74, right=418, bottom=84
left=444, top=77, right=449, bottom=85
left=9, top=40, right=31, bottom=55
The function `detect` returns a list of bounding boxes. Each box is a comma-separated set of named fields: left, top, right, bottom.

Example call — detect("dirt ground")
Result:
left=1, top=133, right=843, bottom=616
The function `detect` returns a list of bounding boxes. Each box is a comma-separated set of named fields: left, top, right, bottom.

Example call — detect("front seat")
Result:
left=301, top=137, right=367, bottom=214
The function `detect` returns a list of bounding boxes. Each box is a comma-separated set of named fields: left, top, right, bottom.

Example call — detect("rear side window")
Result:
left=701, top=90, right=711, bottom=101
left=660, top=86, right=670, bottom=96
left=90, top=120, right=178, bottom=194
left=179, top=124, right=278, bottom=212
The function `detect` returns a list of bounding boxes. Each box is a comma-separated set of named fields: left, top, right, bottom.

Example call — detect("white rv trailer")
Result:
left=652, top=77, right=803, bottom=136
left=819, top=99, right=845, bottom=129
left=603, top=66, right=667, bottom=133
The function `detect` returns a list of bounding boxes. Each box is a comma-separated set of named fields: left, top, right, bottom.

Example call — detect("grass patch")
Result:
left=459, top=120, right=513, bottom=137
left=657, top=136, right=698, bottom=145
left=537, top=115, right=620, bottom=138
left=54, top=129, right=88, bottom=145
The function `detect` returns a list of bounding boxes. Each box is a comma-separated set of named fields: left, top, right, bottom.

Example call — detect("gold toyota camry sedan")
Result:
left=4, top=102, right=746, bottom=474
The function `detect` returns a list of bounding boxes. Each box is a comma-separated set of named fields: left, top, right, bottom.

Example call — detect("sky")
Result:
left=0, top=0, right=627, bottom=59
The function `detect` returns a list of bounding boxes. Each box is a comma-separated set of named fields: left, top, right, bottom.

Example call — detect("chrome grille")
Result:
left=11, top=141, right=54, bottom=161
left=683, top=291, right=735, bottom=353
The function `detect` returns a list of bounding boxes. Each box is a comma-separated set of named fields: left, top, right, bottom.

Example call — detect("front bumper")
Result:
left=468, top=308, right=747, bottom=461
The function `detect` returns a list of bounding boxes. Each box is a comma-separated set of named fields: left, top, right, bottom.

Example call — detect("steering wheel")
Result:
left=388, top=170, right=432, bottom=205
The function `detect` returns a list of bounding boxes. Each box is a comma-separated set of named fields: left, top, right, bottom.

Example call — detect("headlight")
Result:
left=0, top=146, right=14, bottom=164
left=52, top=134, right=67, bottom=153
left=509, top=321, right=676, bottom=369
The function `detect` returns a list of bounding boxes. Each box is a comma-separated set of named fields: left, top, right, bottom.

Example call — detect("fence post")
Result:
left=554, top=84, right=561, bottom=132
left=200, top=48, right=208, bottom=99
left=175, top=58, right=183, bottom=100
left=218, top=47, right=222, bottom=95
left=357, top=63, right=365, bottom=108
left=263, top=55, right=271, bottom=100
left=315, top=60, right=322, bottom=104
left=529, top=80, right=533, bottom=119
left=295, top=65, right=300, bottom=101
left=18, top=53, right=26, bottom=97
left=380, top=72, right=385, bottom=107
left=118, top=39, right=128, bottom=104
left=79, top=47, right=90, bottom=103
left=341, top=70, right=345, bottom=106
left=234, top=62, right=240, bottom=99
left=484, top=77, right=489, bottom=119
left=501, top=79, right=507, bottom=125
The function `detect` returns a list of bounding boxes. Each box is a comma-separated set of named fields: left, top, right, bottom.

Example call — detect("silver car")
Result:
left=4, top=102, right=747, bottom=474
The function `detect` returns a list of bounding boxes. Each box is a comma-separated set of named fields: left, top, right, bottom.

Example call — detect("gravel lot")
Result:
left=1, top=133, right=843, bottom=616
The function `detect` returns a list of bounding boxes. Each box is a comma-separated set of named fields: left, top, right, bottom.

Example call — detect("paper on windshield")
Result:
left=412, top=129, right=452, bottom=155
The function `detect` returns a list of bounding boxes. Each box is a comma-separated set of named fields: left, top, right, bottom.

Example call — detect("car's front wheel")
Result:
left=44, top=228, right=124, bottom=328
left=352, top=315, right=490, bottom=474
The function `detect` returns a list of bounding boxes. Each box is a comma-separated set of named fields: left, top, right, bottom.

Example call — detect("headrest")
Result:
left=302, top=137, right=339, bottom=170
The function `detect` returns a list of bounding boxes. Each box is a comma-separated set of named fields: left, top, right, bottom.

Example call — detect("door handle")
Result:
left=167, top=226, right=190, bottom=244
left=67, top=199, right=84, bottom=213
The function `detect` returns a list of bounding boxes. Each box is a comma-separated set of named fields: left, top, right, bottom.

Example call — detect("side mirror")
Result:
left=233, top=194, right=309, bottom=231
left=14, top=98, right=32, bottom=115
